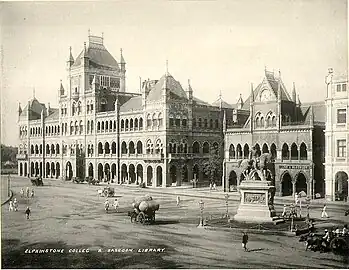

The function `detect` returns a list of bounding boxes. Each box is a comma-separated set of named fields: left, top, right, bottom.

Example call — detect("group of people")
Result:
left=104, top=198, right=119, bottom=213
left=20, top=187, right=34, bottom=198
left=209, top=182, right=217, bottom=191
left=322, top=225, right=348, bottom=247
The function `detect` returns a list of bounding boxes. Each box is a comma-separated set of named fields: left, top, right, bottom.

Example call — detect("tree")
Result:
left=202, top=143, right=223, bottom=184
left=1, top=144, right=18, bottom=164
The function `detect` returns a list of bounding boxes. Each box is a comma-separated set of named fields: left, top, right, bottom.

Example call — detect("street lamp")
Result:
left=198, top=200, right=205, bottom=228
left=290, top=203, right=295, bottom=232
left=224, top=193, right=229, bottom=220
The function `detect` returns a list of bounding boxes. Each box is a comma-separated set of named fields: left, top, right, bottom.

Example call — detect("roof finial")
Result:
left=84, top=42, right=86, bottom=51
left=88, top=28, right=91, bottom=36
left=33, top=87, right=35, bottom=98
left=102, top=32, right=104, bottom=39
left=279, top=69, right=281, bottom=78
left=219, top=90, right=222, bottom=99
left=166, top=59, right=169, bottom=75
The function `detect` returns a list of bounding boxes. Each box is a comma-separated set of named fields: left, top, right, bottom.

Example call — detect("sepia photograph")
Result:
left=0, top=0, right=348, bottom=269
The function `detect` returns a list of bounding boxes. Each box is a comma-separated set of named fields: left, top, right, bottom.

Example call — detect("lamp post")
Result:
left=7, top=174, right=11, bottom=197
left=198, top=200, right=205, bottom=228
left=224, top=193, right=229, bottom=220
left=305, top=196, right=311, bottom=220
left=290, top=203, right=295, bottom=232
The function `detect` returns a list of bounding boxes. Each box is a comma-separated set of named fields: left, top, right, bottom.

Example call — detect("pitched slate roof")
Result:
left=212, top=97, right=235, bottom=109
left=193, top=96, right=210, bottom=106
left=146, top=73, right=188, bottom=101
left=72, top=42, right=119, bottom=69
left=20, top=98, right=46, bottom=118
left=120, top=96, right=143, bottom=112
left=300, top=101, right=326, bottom=124
left=46, top=108, right=59, bottom=121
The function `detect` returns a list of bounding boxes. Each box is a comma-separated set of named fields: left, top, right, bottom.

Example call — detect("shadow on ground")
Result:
left=2, top=239, right=180, bottom=269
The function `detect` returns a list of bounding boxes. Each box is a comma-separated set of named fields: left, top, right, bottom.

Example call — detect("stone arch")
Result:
left=335, top=171, right=348, bottom=201
left=139, top=118, right=143, bottom=129
left=88, top=163, right=94, bottom=177
left=137, top=141, right=143, bottom=154
left=229, top=170, right=238, bottom=190
left=236, top=144, right=242, bottom=159
left=291, top=143, right=298, bottom=160
left=134, top=118, right=139, bottom=129
left=104, top=163, right=111, bottom=182
left=98, top=163, right=103, bottom=180
left=146, top=139, right=153, bottom=154
left=111, top=163, right=117, bottom=181
left=192, top=141, right=200, bottom=154
left=270, top=143, right=277, bottom=159
left=170, top=165, right=177, bottom=184
left=254, top=143, right=261, bottom=157
left=46, top=162, right=50, bottom=177
left=136, top=164, right=143, bottom=183
left=243, top=144, right=249, bottom=159
left=300, top=142, right=307, bottom=160
left=281, top=172, right=293, bottom=196
left=282, top=143, right=289, bottom=160
left=156, top=166, right=162, bottom=187
left=182, top=165, right=189, bottom=183
left=125, top=119, right=129, bottom=130
left=147, top=166, right=153, bottom=186
left=20, top=163, right=23, bottom=176
left=121, top=164, right=128, bottom=183
left=130, top=118, right=134, bottom=130
left=66, top=161, right=73, bottom=180
left=129, top=164, right=136, bottom=184
left=229, top=144, right=235, bottom=159
left=295, top=172, right=307, bottom=194
left=203, top=142, right=210, bottom=154
left=111, top=142, right=117, bottom=154
left=129, top=141, right=135, bottom=154
left=262, top=143, right=269, bottom=153
left=24, top=163, right=28, bottom=176
left=121, top=141, right=127, bottom=154
left=121, top=119, right=125, bottom=131
left=56, top=162, right=60, bottom=178
left=98, top=142, right=103, bottom=154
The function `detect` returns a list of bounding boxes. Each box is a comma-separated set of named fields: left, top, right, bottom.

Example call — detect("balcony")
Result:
left=142, top=153, right=163, bottom=161
left=16, top=153, right=27, bottom=160
left=168, top=153, right=193, bottom=160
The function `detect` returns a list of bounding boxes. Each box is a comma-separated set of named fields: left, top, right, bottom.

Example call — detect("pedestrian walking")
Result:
left=8, top=200, right=14, bottom=212
left=281, top=204, right=287, bottom=217
left=113, top=199, right=119, bottom=212
left=25, top=207, right=31, bottom=220
left=26, top=187, right=30, bottom=198
left=209, top=182, right=212, bottom=190
left=321, top=204, right=329, bottom=218
left=104, top=199, right=110, bottom=213
left=31, top=189, right=35, bottom=198
left=20, top=188, right=24, bottom=198
left=242, top=232, right=249, bottom=251
left=342, top=225, right=348, bottom=235
left=213, top=182, right=217, bottom=190
left=176, top=196, right=181, bottom=206
left=13, top=198, right=18, bottom=211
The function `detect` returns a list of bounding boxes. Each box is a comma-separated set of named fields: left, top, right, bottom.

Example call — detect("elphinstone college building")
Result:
left=17, top=33, right=230, bottom=188
left=16, top=32, right=348, bottom=201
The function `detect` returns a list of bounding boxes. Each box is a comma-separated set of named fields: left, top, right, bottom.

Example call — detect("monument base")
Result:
left=233, top=180, right=278, bottom=224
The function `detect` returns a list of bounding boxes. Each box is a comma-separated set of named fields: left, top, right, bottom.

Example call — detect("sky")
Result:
left=1, top=0, right=348, bottom=146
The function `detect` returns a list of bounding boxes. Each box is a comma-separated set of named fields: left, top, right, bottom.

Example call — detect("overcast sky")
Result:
left=1, top=0, right=348, bottom=146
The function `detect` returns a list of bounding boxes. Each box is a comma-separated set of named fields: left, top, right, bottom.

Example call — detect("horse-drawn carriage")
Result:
left=86, top=177, right=100, bottom=185
left=72, top=177, right=85, bottom=184
left=128, top=195, right=159, bottom=225
left=300, top=232, right=349, bottom=254
left=30, top=177, right=44, bottom=186
left=102, top=187, right=115, bottom=197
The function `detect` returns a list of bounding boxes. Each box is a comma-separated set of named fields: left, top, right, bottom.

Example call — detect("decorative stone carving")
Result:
left=244, top=192, right=266, bottom=204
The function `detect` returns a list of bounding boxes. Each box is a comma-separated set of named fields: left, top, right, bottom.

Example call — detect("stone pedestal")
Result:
left=233, top=180, right=277, bottom=223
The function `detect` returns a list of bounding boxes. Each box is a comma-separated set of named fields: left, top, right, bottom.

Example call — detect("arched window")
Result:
left=35, top=145, right=39, bottom=154
left=282, top=143, right=289, bottom=160
left=198, top=118, right=202, bottom=128
left=155, top=139, right=162, bottom=154
left=111, top=142, right=117, bottom=154
left=215, top=119, right=219, bottom=129
left=193, top=142, right=200, bottom=154
left=106, top=121, right=109, bottom=131
left=130, top=119, right=134, bottom=130
left=87, top=120, right=90, bottom=134
left=137, top=141, right=143, bottom=154
left=135, top=118, right=139, bottom=129
left=254, top=144, right=261, bottom=157
left=51, top=144, right=55, bottom=154
left=229, top=144, right=235, bottom=159
left=203, top=142, right=210, bottom=154
left=139, top=118, right=143, bottom=129
left=100, top=98, right=107, bottom=112
left=125, top=119, right=129, bottom=130
left=236, top=144, right=242, bottom=159
left=204, top=119, right=208, bottom=128
left=169, top=114, right=174, bottom=127
left=98, top=142, right=103, bottom=154
left=213, top=142, right=219, bottom=155
left=262, top=143, right=269, bottom=153
left=152, top=113, right=158, bottom=127
left=46, top=144, right=50, bottom=154
left=210, top=119, right=213, bottom=129
left=121, top=142, right=127, bottom=154
left=79, top=120, right=83, bottom=134
left=243, top=144, right=249, bottom=159
left=56, top=144, right=60, bottom=154
left=109, top=120, right=112, bottom=131
left=147, top=114, right=152, bottom=128
left=75, top=121, right=78, bottom=134
left=113, top=120, right=116, bottom=131
left=97, top=122, right=101, bottom=132
left=91, top=121, right=94, bottom=133
left=121, top=119, right=124, bottom=131
left=129, top=141, right=135, bottom=154
left=101, top=121, right=105, bottom=131
left=270, top=143, right=277, bottom=159
left=158, top=113, right=163, bottom=127
left=105, top=142, right=110, bottom=154
left=272, top=115, right=276, bottom=126
left=40, top=144, right=43, bottom=154
left=300, top=143, right=307, bottom=160
left=291, top=143, right=298, bottom=160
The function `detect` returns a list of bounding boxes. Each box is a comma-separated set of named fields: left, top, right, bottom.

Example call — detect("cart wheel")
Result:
left=137, top=212, right=146, bottom=224
left=131, top=213, right=137, bottom=223
left=330, top=238, right=347, bottom=254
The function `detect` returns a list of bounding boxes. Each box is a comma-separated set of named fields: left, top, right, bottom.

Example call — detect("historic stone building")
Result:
left=324, top=68, right=348, bottom=201
left=17, top=33, right=228, bottom=187
left=223, top=69, right=326, bottom=198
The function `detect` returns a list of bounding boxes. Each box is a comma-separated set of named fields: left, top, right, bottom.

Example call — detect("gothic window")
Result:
left=193, top=142, right=200, bottom=154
